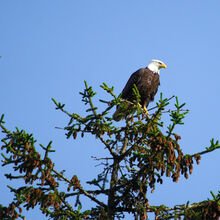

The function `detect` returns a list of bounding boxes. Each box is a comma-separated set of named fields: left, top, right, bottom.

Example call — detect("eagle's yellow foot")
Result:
left=138, top=104, right=150, bottom=118
left=138, top=103, right=142, bottom=109
left=143, top=106, right=150, bottom=117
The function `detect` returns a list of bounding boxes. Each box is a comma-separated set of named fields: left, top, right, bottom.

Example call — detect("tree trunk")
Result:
left=107, top=158, right=119, bottom=219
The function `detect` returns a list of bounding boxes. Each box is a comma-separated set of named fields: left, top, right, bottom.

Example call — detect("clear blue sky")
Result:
left=0, top=1, right=220, bottom=219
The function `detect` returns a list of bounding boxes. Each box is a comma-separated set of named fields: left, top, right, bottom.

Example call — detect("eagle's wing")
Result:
left=121, top=68, right=145, bottom=99
left=113, top=69, right=144, bottom=121
left=121, top=68, right=159, bottom=107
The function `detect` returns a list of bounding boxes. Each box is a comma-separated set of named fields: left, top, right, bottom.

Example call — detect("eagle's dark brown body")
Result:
left=113, top=67, right=160, bottom=121
left=121, top=67, right=160, bottom=108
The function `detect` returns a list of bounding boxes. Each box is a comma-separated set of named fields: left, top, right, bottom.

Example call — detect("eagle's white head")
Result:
left=147, top=59, right=167, bottom=74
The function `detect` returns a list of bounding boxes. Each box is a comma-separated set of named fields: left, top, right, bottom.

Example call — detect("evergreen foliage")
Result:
left=0, top=81, right=220, bottom=219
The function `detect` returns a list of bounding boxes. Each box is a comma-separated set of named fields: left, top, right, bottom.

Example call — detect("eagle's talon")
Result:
left=143, top=106, right=150, bottom=117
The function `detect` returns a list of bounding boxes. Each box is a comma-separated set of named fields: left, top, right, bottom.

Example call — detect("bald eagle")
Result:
left=113, top=59, right=167, bottom=121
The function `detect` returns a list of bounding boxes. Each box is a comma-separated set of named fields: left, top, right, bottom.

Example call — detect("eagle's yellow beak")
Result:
left=161, top=63, right=167, bottom=69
